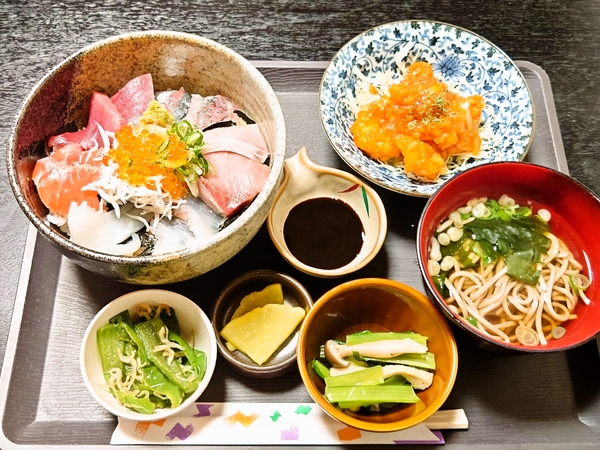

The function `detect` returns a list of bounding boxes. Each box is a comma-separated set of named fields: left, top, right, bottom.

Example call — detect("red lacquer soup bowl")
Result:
left=417, top=161, right=600, bottom=353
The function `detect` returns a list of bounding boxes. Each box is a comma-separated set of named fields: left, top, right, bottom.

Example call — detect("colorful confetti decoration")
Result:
left=294, top=405, right=312, bottom=415
left=194, top=403, right=213, bottom=417
left=111, top=402, right=460, bottom=445
left=281, top=424, right=299, bottom=441
left=224, top=411, right=259, bottom=428
left=337, top=425, right=362, bottom=441
left=133, top=418, right=166, bottom=438
left=165, top=422, right=193, bottom=441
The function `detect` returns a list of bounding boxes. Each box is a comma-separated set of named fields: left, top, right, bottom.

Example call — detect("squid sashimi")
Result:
left=47, top=92, right=125, bottom=149
left=111, top=73, right=154, bottom=124
left=67, top=202, right=144, bottom=255
left=197, top=151, right=270, bottom=217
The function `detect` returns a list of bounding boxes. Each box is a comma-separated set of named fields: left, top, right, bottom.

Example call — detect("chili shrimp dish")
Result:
left=320, top=20, right=534, bottom=197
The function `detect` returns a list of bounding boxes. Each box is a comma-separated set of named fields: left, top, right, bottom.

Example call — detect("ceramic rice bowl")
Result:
left=7, top=30, right=286, bottom=284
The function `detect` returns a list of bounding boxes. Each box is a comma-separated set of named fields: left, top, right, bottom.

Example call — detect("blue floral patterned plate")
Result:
left=319, top=20, right=534, bottom=197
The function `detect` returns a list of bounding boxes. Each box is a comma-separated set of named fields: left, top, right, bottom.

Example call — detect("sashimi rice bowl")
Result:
left=7, top=31, right=286, bottom=284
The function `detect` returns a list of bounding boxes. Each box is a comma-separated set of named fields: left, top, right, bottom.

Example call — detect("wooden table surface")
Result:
left=1, top=1, right=599, bottom=448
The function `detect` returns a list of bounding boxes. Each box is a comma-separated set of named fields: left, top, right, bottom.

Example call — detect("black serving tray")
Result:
left=1, top=61, right=600, bottom=449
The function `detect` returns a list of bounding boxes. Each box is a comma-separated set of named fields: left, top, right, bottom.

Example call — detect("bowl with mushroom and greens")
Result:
left=296, top=278, right=458, bottom=432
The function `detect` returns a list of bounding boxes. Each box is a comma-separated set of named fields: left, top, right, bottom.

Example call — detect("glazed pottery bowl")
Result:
left=267, top=147, right=387, bottom=278
left=211, top=269, right=313, bottom=378
left=80, top=289, right=217, bottom=421
left=320, top=20, right=534, bottom=197
left=7, top=30, right=286, bottom=284
left=297, top=278, right=458, bottom=432
left=417, top=162, right=600, bottom=352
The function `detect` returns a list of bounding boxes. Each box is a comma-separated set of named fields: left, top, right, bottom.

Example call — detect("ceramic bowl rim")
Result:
left=296, top=277, right=459, bottom=432
left=7, top=30, right=286, bottom=265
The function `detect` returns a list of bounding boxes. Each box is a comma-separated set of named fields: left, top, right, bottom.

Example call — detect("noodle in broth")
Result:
left=428, top=196, right=591, bottom=346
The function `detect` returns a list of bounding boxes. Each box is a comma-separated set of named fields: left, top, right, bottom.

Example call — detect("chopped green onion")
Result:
left=551, top=326, right=566, bottom=339
left=515, top=325, right=539, bottom=346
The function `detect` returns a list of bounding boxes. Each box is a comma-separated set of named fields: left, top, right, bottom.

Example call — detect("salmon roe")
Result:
left=106, top=125, right=189, bottom=199
left=350, top=61, right=485, bottom=181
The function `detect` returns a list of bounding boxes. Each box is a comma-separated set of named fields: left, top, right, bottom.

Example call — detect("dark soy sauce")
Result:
left=283, top=197, right=364, bottom=270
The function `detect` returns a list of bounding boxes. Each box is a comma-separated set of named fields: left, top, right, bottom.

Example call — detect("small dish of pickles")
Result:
left=210, top=269, right=313, bottom=378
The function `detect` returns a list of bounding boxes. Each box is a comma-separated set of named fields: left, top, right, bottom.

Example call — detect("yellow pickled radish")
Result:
left=231, top=283, right=284, bottom=320
left=220, top=303, right=306, bottom=365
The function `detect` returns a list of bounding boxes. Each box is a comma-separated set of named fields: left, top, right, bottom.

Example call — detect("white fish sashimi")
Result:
left=173, top=193, right=224, bottom=241
left=152, top=218, right=197, bottom=254
left=153, top=194, right=224, bottom=254
left=66, top=202, right=145, bottom=256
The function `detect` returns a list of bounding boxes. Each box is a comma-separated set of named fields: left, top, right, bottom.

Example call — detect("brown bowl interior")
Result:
left=298, top=278, right=458, bottom=432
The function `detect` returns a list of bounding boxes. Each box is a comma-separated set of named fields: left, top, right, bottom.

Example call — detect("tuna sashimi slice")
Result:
left=111, top=73, right=155, bottom=124
left=203, top=124, right=267, bottom=152
left=48, top=92, right=125, bottom=149
left=197, top=152, right=270, bottom=217
left=202, top=137, right=269, bottom=163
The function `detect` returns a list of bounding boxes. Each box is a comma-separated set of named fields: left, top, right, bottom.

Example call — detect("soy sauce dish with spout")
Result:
left=267, top=147, right=387, bottom=278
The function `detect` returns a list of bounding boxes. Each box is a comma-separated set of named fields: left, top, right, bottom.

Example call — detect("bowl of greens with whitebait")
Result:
left=7, top=30, right=286, bottom=284
left=297, top=278, right=458, bottom=432
left=417, top=162, right=600, bottom=353
left=80, top=289, right=217, bottom=421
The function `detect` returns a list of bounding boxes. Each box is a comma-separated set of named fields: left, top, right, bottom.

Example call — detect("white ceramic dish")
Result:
left=80, top=289, right=217, bottom=421
left=267, top=147, right=387, bottom=277
left=319, top=20, right=534, bottom=197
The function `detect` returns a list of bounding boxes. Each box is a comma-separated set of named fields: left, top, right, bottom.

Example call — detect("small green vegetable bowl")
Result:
left=297, top=278, right=458, bottom=432
left=80, top=289, right=217, bottom=421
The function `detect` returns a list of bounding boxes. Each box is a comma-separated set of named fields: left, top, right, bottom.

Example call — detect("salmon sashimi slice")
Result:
left=48, top=92, right=125, bottom=149
left=111, top=73, right=155, bottom=124
left=197, top=151, right=270, bottom=217
left=203, top=123, right=267, bottom=152
left=32, top=147, right=103, bottom=217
